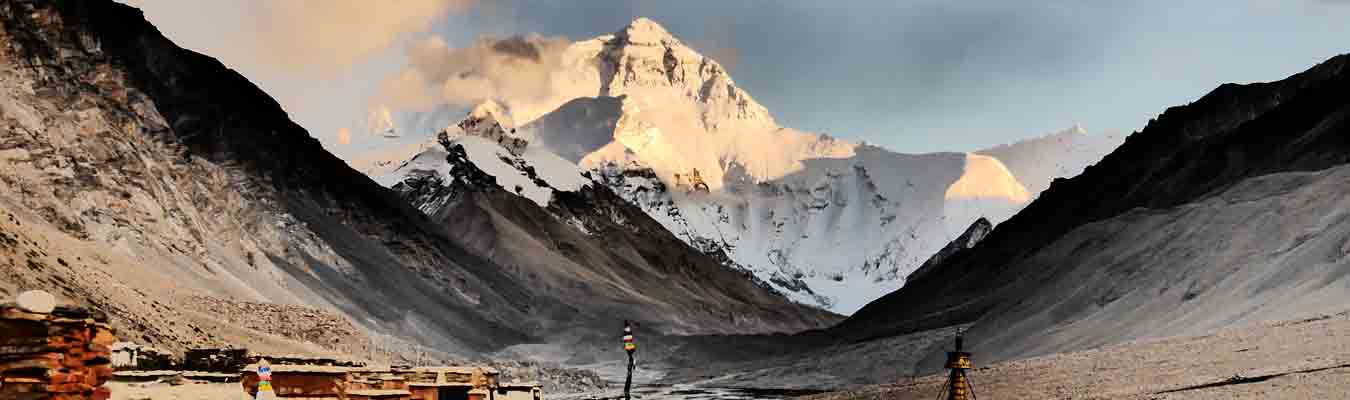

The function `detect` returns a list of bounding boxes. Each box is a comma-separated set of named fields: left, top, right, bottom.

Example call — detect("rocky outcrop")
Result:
left=390, top=138, right=498, bottom=217
left=673, top=169, right=711, bottom=194
left=458, top=103, right=528, bottom=156
left=491, top=360, right=607, bottom=395
left=907, top=218, right=992, bottom=283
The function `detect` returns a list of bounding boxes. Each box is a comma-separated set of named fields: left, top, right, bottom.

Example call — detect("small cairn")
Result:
left=0, top=290, right=116, bottom=400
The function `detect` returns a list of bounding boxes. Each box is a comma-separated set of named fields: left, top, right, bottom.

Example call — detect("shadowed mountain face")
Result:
left=389, top=128, right=839, bottom=339
left=0, top=0, right=833, bottom=359
left=519, top=96, right=624, bottom=163
left=0, top=0, right=540, bottom=355
left=839, top=53, right=1350, bottom=365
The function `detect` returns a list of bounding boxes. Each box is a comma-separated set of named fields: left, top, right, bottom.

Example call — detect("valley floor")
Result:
left=101, top=309, right=1350, bottom=399
left=807, top=309, right=1350, bottom=399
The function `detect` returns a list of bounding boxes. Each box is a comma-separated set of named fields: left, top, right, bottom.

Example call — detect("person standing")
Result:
left=623, top=321, right=637, bottom=400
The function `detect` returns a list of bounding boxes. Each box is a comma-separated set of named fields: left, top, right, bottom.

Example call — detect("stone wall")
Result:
left=0, top=296, right=115, bottom=400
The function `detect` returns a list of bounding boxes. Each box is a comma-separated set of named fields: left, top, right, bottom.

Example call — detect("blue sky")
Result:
left=129, top=0, right=1350, bottom=157
left=444, top=0, right=1350, bottom=153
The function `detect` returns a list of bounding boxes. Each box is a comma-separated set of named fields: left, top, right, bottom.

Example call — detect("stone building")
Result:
left=494, top=382, right=543, bottom=400
left=109, top=342, right=175, bottom=370
left=240, top=364, right=511, bottom=400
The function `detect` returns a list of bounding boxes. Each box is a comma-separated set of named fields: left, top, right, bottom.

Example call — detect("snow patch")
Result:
left=452, top=136, right=554, bottom=207
left=944, top=153, right=1031, bottom=203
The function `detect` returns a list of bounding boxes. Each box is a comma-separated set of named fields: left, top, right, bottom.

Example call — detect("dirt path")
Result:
left=808, top=310, right=1350, bottom=399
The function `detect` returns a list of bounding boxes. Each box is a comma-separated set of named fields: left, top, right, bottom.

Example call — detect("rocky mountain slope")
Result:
left=0, top=0, right=830, bottom=361
left=838, top=53, right=1350, bottom=368
left=385, top=106, right=835, bottom=339
left=812, top=309, right=1350, bottom=399
left=380, top=18, right=1122, bottom=313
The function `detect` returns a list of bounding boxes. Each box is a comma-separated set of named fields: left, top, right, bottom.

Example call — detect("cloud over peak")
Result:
left=123, top=0, right=475, bottom=73
left=377, top=33, right=585, bottom=124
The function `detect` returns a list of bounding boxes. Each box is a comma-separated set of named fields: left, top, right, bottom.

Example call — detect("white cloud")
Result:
left=376, top=34, right=595, bottom=125
left=120, top=0, right=474, bottom=74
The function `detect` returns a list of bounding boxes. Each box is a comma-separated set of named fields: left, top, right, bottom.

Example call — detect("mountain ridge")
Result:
left=837, top=52, right=1350, bottom=364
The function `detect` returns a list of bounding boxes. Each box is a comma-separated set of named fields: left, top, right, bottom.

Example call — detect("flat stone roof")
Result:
left=409, top=382, right=474, bottom=388
left=346, top=389, right=413, bottom=396
left=112, top=371, right=236, bottom=378
left=241, top=364, right=353, bottom=374
left=411, top=366, right=500, bottom=374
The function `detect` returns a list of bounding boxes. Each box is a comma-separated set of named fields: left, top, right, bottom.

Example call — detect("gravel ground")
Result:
left=103, top=309, right=1350, bottom=399
left=808, top=310, right=1350, bottom=399
left=659, top=325, right=969, bottom=391
left=107, top=381, right=249, bottom=400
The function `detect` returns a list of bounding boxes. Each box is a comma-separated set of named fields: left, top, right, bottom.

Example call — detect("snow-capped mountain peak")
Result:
left=365, top=18, right=1124, bottom=313
left=579, top=18, right=776, bottom=133
left=617, top=17, right=679, bottom=46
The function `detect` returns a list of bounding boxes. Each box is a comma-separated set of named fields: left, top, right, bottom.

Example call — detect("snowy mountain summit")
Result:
left=375, top=18, right=1123, bottom=313
left=597, top=17, right=776, bottom=132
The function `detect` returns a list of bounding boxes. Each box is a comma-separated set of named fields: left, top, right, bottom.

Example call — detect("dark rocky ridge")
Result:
left=906, top=217, right=991, bottom=283
left=2, top=0, right=535, bottom=354
left=841, top=53, right=1350, bottom=342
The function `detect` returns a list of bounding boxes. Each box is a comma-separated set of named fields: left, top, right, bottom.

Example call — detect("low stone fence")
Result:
left=0, top=291, right=115, bottom=400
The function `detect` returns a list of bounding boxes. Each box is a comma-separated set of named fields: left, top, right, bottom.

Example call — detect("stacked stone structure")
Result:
left=0, top=291, right=116, bottom=400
